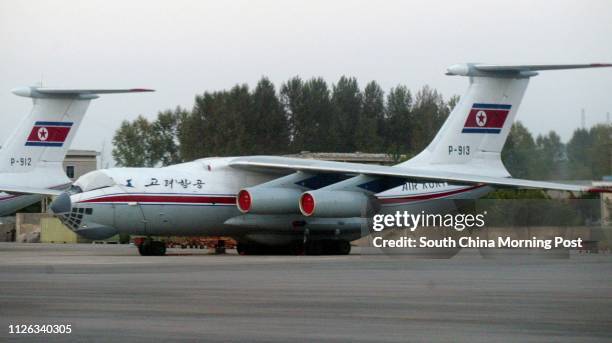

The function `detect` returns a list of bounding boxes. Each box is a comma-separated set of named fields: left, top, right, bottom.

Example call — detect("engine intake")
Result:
left=299, top=190, right=370, bottom=217
left=236, top=187, right=302, bottom=214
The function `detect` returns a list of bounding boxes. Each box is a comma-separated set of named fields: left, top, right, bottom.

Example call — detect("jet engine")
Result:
left=237, top=187, right=302, bottom=214
left=299, top=190, right=370, bottom=217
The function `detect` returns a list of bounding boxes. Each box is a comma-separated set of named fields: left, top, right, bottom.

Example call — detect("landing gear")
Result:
left=236, top=240, right=350, bottom=256
left=237, top=242, right=303, bottom=255
left=305, top=240, right=351, bottom=255
left=137, top=239, right=166, bottom=256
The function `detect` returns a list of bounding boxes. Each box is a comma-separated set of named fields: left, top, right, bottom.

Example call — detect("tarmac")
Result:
left=0, top=243, right=611, bottom=342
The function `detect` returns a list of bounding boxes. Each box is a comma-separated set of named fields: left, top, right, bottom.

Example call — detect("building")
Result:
left=63, top=149, right=99, bottom=181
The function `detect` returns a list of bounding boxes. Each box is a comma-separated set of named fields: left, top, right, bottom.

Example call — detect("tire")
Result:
left=336, top=241, right=351, bottom=255
left=304, top=242, right=323, bottom=255
left=138, top=241, right=166, bottom=256
left=152, top=241, right=167, bottom=256
left=237, top=243, right=249, bottom=255
left=138, top=244, right=150, bottom=256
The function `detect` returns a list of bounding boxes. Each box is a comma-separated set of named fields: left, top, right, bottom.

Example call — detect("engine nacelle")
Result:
left=299, top=190, right=370, bottom=217
left=237, top=187, right=302, bottom=214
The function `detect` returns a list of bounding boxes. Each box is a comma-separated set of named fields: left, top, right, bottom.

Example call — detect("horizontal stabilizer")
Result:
left=446, top=63, right=612, bottom=77
left=12, top=87, right=154, bottom=99
left=475, top=63, right=612, bottom=72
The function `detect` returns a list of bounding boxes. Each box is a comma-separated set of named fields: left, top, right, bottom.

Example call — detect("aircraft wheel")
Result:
left=138, top=241, right=166, bottom=256
left=152, top=241, right=167, bottom=256
left=305, top=241, right=351, bottom=255
left=334, top=241, right=351, bottom=255
left=304, top=242, right=323, bottom=255
left=138, top=244, right=150, bottom=256
left=237, top=243, right=249, bottom=255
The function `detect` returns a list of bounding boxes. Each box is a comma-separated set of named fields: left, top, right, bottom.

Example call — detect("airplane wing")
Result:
left=0, top=185, right=64, bottom=196
left=229, top=156, right=607, bottom=193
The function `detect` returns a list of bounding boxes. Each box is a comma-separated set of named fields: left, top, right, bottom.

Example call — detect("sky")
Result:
left=1, top=0, right=611, bottom=166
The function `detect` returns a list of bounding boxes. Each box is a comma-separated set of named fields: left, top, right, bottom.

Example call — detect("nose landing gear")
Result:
left=137, top=239, right=166, bottom=256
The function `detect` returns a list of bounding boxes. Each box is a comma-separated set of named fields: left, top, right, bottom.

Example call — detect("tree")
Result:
left=246, top=77, right=289, bottom=154
left=112, top=115, right=152, bottom=167
left=150, top=107, right=186, bottom=166
left=384, top=85, right=412, bottom=158
left=411, top=85, right=448, bottom=152
left=502, top=122, right=537, bottom=178
left=566, top=128, right=593, bottom=179
left=303, top=78, right=335, bottom=151
left=207, top=86, right=250, bottom=156
left=534, top=131, right=565, bottom=179
left=280, top=76, right=305, bottom=150
left=567, top=124, right=612, bottom=179
left=281, top=77, right=334, bottom=152
left=355, top=81, right=384, bottom=152
left=331, top=76, right=362, bottom=152
left=589, top=124, right=612, bottom=179
left=180, top=92, right=213, bottom=161
left=447, top=95, right=460, bottom=112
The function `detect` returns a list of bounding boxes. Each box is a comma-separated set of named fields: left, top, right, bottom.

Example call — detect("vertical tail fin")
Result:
left=0, top=87, right=153, bottom=174
left=401, top=63, right=612, bottom=177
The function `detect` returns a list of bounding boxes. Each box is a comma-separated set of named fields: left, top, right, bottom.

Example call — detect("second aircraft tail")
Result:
left=400, top=63, right=612, bottom=177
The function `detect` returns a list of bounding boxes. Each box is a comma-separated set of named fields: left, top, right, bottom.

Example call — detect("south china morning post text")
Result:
left=370, top=211, right=584, bottom=250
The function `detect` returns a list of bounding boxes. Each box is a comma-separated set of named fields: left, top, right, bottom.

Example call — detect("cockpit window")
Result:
left=68, top=185, right=83, bottom=194
left=74, top=170, right=116, bottom=192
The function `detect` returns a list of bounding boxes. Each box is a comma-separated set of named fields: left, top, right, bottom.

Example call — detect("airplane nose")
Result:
left=50, top=192, right=72, bottom=214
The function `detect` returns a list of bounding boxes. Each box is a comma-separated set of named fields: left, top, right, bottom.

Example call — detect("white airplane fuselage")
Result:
left=62, top=157, right=491, bottom=241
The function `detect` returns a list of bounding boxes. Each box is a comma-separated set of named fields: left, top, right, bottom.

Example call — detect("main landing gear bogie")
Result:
left=138, top=240, right=167, bottom=256
left=237, top=240, right=351, bottom=256
left=304, top=240, right=351, bottom=255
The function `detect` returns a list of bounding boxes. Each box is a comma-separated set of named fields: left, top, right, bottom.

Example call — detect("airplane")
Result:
left=8, top=63, right=611, bottom=256
left=0, top=87, right=153, bottom=216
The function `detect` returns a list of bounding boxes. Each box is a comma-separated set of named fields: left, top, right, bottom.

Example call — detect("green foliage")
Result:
left=112, top=116, right=152, bottom=167
left=567, top=124, right=612, bottom=180
left=385, top=85, right=413, bottom=157
left=247, top=78, right=289, bottom=154
left=281, top=77, right=335, bottom=152
left=502, top=122, right=538, bottom=178
left=411, top=86, right=448, bottom=152
left=355, top=81, right=384, bottom=152
left=502, top=121, right=611, bottom=181
left=151, top=108, right=185, bottom=166
left=331, top=76, right=363, bottom=152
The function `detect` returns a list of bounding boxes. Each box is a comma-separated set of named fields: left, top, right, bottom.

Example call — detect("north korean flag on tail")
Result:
left=25, top=121, right=73, bottom=147
left=462, top=103, right=511, bottom=134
